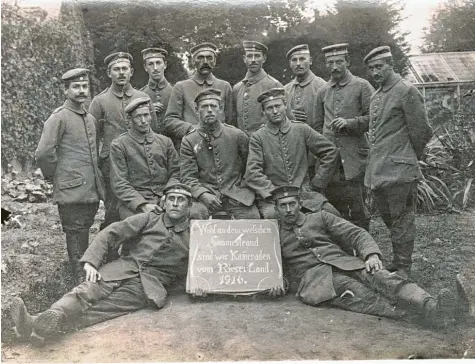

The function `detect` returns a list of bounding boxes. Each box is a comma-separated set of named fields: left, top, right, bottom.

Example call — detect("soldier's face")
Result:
left=275, top=196, right=301, bottom=225
left=367, top=58, right=393, bottom=85
left=289, top=53, right=312, bottom=77
left=108, top=61, right=133, bottom=87
left=243, top=51, right=266, bottom=73
left=197, top=99, right=221, bottom=128
left=165, top=193, right=191, bottom=221
left=66, top=80, right=89, bottom=104
left=130, top=106, right=151, bottom=134
left=144, top=57, right=167, bottom=82
left=325, top=54, right=349, bottom=80
left=193, top=51, right=216, bottom=76
left=263, top=99, right=286, bottom=125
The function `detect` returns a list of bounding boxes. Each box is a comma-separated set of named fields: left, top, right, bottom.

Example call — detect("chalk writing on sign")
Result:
left=186, top=219, right=283, bottom=295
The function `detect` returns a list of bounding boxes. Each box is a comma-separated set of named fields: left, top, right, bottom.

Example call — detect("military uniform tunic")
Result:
left=110, top=128, right=180, bottom=216
left=233, top=69, right=282, bottom=135
left=36, top=99, right=104, bottom=205
left=140, top=78, right=173, bottom=134
left=163, top=73, right=233, bottom=141
left=284, top=71, right=326, bottom=131
left=48, top=212, right=190, bottom=329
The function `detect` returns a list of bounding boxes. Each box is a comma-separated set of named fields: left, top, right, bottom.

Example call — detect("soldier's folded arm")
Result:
left=163, top=84, right=195, bottom=140
left=402, top=86, right=433, bottom=159
left=80, top=212, right=152, bottom=269
left=244, top=134, right=276, bottom=199
left=35, top=114, right=66, bottom=181
left=321, top=210, right=382, bottom=262
left=109, top=140, right=148, bottom=212
left=306, top=127, right=338, bottom=191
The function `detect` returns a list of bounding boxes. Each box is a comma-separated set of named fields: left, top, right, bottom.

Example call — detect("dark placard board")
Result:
left=186, top=219, right=284, bottom=295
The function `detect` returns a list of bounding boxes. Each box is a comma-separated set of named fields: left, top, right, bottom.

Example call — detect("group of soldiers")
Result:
left=10, top=41, right=469, bottom=346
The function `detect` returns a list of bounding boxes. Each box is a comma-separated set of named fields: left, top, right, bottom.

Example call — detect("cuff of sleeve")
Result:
left=130, top=197, right=150, bottom=212
left=192, top=186, right=210, bottom=200
left=345, top=118, right=358, bottom=131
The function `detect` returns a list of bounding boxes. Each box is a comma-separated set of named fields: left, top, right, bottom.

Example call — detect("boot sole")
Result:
left=33, top=310, right=63, bottom=338
left=436, top=288, right=457, bottom=328
left=10, top=297, right=33, bottom=339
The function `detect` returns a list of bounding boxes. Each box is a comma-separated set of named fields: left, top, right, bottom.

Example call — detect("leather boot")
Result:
left=10, top=297, right=37, bottom=341
left=397, top=283, right=456, bottom=329
left=388, top=240, right=414, bottom=278
left=77, top=230, right=90, bottom=258
left=65, top=232, right=82, bottom=284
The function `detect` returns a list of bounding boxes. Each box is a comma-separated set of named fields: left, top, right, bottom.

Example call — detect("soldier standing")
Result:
left=244, top=88, right=339, bottom=219
left=364, top=46, right=432, bottom=277
left=35, top=68, right=105, bottom=282
left=233, top=41, right=282, bottom=136
left=163, top=42, right=233, bottom=143
left=88, top=52, right=149, bottom=236
left=181, top=88, right=260, bottom=219
left=314, top=43, right=375, bottom=230
left=140, top=48, right=173, bottom=134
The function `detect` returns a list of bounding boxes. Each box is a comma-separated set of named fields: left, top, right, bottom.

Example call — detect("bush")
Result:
left=1, top=2, right=95, bottom=173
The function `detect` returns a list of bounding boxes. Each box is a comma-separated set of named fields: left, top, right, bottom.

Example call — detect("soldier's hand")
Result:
left=140, top=203, right=163, bottom=214
left=292, top=110, right=307, bottom=122
left=153, top=102, right=164, bottom=114
left=330, top=117, right=348, bottom=132
left=191, top=287, right=208, bottom=298
left=84, top=263, right=101, bottom=282
left=365, top=254, right=383, bottom=274
left=199, top=193, right=222, bottom=210
left=268, top=286, right=286, bottom=298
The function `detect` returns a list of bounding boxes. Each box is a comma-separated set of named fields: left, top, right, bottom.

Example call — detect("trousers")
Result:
left=193, top=196, right=260, bottom=220
left=50, top=277, right=151, bottom=330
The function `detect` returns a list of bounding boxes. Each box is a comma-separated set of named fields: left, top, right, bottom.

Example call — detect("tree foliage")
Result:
left=422, top=0, right=475, bottom=52
left=1, top=1, right=95, bottom=172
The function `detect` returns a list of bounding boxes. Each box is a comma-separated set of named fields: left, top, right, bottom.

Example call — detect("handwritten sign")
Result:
left=186, top=219, right=283, bottom=295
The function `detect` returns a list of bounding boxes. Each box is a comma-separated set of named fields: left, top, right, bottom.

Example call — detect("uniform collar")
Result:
left=266, top=117, right=291, bottom=135
left=329, top=70, right=352, bottom=87
left=197, top=121, right=224, bottom=138
left=243, top=69, right=267, bottom=85
left=63, top=99, right=86, bottom=115
left=281, top=211, right=306, bottom=230
left=192, top=72, right=215, bottom=86
left=293, top=71, right=315, bottom=87
left=110, top=83, right=133, bottom=98
left=148, top=77, right=169, bottom=91
left=163, top=213, right=190, bottom=233
left=127, top=128, right=154, bottom=144
left=380, top=72, right=402, bottom=92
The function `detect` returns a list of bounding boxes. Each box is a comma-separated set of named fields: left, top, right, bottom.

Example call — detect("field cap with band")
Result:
left=124, top=96, right=151, bottom=115
left=141, top=48, right=168, bottom=61
left=286, top=44, right=310, bottom=59
left=194, top=88, right=222, bottom=104
left=61, top=68, right=89, bottom=83
left=163, top=183, right=192, bottom=198
left=321, top=43, right=349, bottom=58
left=104, top=52, right=133, bottom=68
left=190, top=42, right=218, bottom=58
left=364, top=46, right=392, bottom=64
left=243, top=40, right=268, bottom=54
left=257, top=88, right=286, bottom=105
left=271, top=185, right=300, bottom=201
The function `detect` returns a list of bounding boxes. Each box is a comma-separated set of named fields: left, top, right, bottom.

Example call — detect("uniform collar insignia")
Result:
left=329, top=70, right=352, bottom=87
left=110, top=83, right=133, bottom=98
left=192, top=72, right=215, bottom=86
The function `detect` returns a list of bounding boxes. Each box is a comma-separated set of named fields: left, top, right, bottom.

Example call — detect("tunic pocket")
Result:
left=59, top=176, right=84, bottom=190
left=389, top=155, right=416, bottom=165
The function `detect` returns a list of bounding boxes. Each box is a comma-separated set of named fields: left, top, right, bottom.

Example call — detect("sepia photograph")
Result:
left=1, top=0, right=474, bottom=361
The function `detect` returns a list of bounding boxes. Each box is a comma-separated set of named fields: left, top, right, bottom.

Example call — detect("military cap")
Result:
left=243, top=40, right=268, bottom=53
left=322, top=43, right=349, bottom=58
left=190, top=42, right=218, bottom=57
left=286, top=44, right=310, bottom=59
left=194, top=88, right=222, bottom=104
left=124, top=96, right=151, bottom=115
left=104, top=52, right=133, bottom=68
left=61, top=68, right=89, bottom=83
left=364, top=46, right=392, bottom=64
left=163, top=183, right=192, bottom=198
left=271, top=185, right=300, bottom=201
left=142, top=47, right=168, bottom=61
left=257, top=88, right=286, bottom=105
